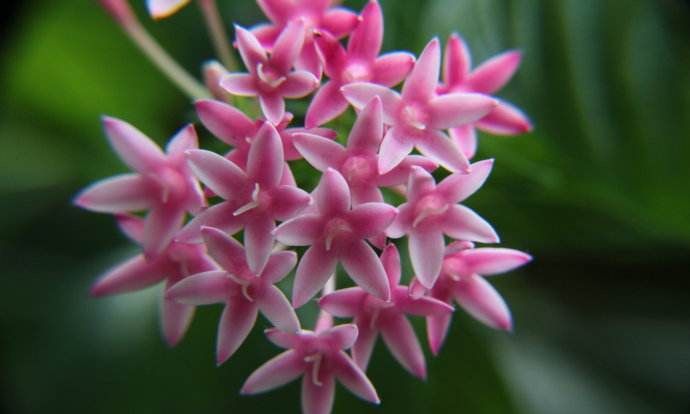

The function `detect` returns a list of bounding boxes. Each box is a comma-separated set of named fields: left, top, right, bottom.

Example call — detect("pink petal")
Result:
left=305, top=81, right=349, bottom=127
left=301, top=371, right=335, bottom=414
left=322, top=7, right=359, bottom=38
left=295, top=42, right=323, bottom=78
left=340, top=82, right=401, bottom=123
left=102, top=116, right=165, bottom=173
left=202, top=60, right=232, bottom=101
left=380, top=244, right=401, bottom=287
left=415, top=130, right=470, bottom=173
left=90, top=255, right=166, bottom=297
left=378, top=127, right=414, bottom=174
left=256, top=0, right=291, bottom=24
left=293, top=244, right=337, bottom=307
left=347, top=202, right=397, bottom=238
left=318, top=287, right=367, bottom=317
left=339, top=240, right=390, bottom=301
left=271, top=20, right=306, bottom=73
left=350, top=185, right=383, bottom=206
left=259, top=94, right=286, bottom=125
left=201, top=226, right=248, bottom=274
left=261, top=250, right=297, bottom=285
left=379, top=315, right=427, bottom=379
left=398, top=291, right=454, bottom=317
left=386, top=202, right=411, bottom=238
left=74, top=174, right=151, bottom=213
left=321, top=323, right=359, bottom=349
left=372, top=52, right=416, bottom=87
left=313, top=32, right=347, bottom=78
left=347, top=0, right=382, bottom=60
left=195, top=99, right=256, bottom=146
left=143, top=207, right=185, bottom=256
left=220, top=73, right=258, bottom=96
left=265, top=327, right=300, bottom=349
left=185, top=149, right=249, bottom=200
left=401, top=38, right=440, bottom=102
left=241, top=350, right=304, bottom=394
left=351, top=315, right=377, bottom=370
left=428, top=92, right=497, bottom=129
left=454, top=275, right=512, bottom=330
left=274, top=214, right=323, bottom=246
left=280, top=71, right=319, bottom=98
left=426, top=312, right=452, bottom=355
left=247, top=123, right=284, bottom=188
left=175, top=202, right=244, bottom=243
left=444, top=205, right=500, bottom=243
left=216, top=301, right=259, bottom=364
left=460, top=248, right=532, bottom=276
left=449, top=125, right=478, bottom=159
left=161, top=292, right=195, bottom=347
left=165, top=124, right=198, bottom=158
left=476, top=100, right=533, bottom=135
left=377, top=155, right=437, bottom=187
left=146, top=0, right=190, bottom=19
left=244, top=215, right=276, bottom=274
left=406, top=166, right=436, bottom=201
left=270, top=185, right=311, bottom=221
left=234, top=25, right=268, bottom=70
left=292, top=132, right=346, bottom=172
left=115, top=214, right=145, bottom=243
left=347, top=96, right=383, bottom=152
left=409, top=228, right=445, bottom=289
left=332, top=351, right=380, bottom=403
left=314, top=168, right=351, bottom=216
left=437, top=158, right=494, bottom=204
left=442, top=33, right=471, bottom=87
left=467, top=50, right=522, bottom=94
left=257, top=285, right=300, bottom=332
left=166, top=270, right=230, bottom=305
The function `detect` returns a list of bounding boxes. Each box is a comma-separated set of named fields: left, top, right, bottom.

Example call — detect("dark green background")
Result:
left=1, top=0, right=689, bottom=413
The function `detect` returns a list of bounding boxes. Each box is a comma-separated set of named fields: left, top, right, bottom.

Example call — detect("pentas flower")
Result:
left=274, top=168, right=397, bottom=307
left=410, top=241, right=531, bottom=355
left=438, top=34, right=533, bottom=159
left=167, top=226, right=300, bottom=365
left=91, top=214, right=217, bottom=346
left=195, top=98, right=336, bottom=166
left=146, top=0, right=190, bottom=19
left=293, top=97, right=436, bottom=207
left=305, top=0, right=414, bottom=127
left=178, top=123, right=310, bottom=274
left=241, top=324, right=379, bottom=414
left=253, top=0, right=359, bottom=76
left=387, top=161, right=499, bottom=289
left=74, top=117, right=205, bottom=256
left=342, top=38, right=497, bottom=174
left=319, top=244, right=453, bottom=378
left=221, top=22, right=319, bottom=124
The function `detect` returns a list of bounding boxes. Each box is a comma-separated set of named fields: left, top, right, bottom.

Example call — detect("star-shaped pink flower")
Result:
left=167, top=226, right=300, bottom=365
left=438, top=33, right=533, bottom=159
left=274, top=168, right=397, bottom=307
left=319, top=244, right=452, bottom=378
left=387, top=160, right=499, bottom=289
left=412, top=241, right=531, bottom=355
left=342, top=38, right=498, bottom=174
left=253, top=0, right=359, bottom=76
left=74, top=117, right=205, bottom=256
left=221, top=22, right=320, bottom=124
left=305, top=0, right=415, bottom=127
left=177, top=123, right=311, bottom=274
left=241, top=324, right=379, bottom=414
left=91, top=214, right=217, bottom=346
left=293, top=97, right=436, bottom=206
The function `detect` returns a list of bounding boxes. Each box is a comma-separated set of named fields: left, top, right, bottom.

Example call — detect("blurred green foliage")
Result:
left=1, top=0, right=689, bottom=413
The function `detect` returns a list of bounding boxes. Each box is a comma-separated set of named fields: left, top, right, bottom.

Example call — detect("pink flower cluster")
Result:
left=81, top=1, right=533, bottom=413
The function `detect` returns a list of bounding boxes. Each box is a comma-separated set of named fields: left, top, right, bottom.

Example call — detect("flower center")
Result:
left=413, top=194, right=448, bottom=227
left=342, top=63, right=370, bottom=83
left=400, top=104, right=429, bottom=132
left=341, top=155, right=375, bottom=185
left=441, top=257, right=468, bottom=281
left=323, top=217, right=353, bottom=251
left=257, top=63, right=286, bottom=89
left=153, top=167, right=187, bottom=204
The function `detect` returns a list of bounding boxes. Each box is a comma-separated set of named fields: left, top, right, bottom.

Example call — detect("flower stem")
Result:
left=198, top=0, right=237, bottom=71
left=101, top=0, right=210, bottom=100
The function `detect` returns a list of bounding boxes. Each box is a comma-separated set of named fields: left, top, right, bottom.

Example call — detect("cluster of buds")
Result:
left=78, top=1, right=533, bottom=413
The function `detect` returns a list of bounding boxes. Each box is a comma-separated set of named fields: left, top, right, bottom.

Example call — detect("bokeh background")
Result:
left=1, top=0, right=689, bottom=413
